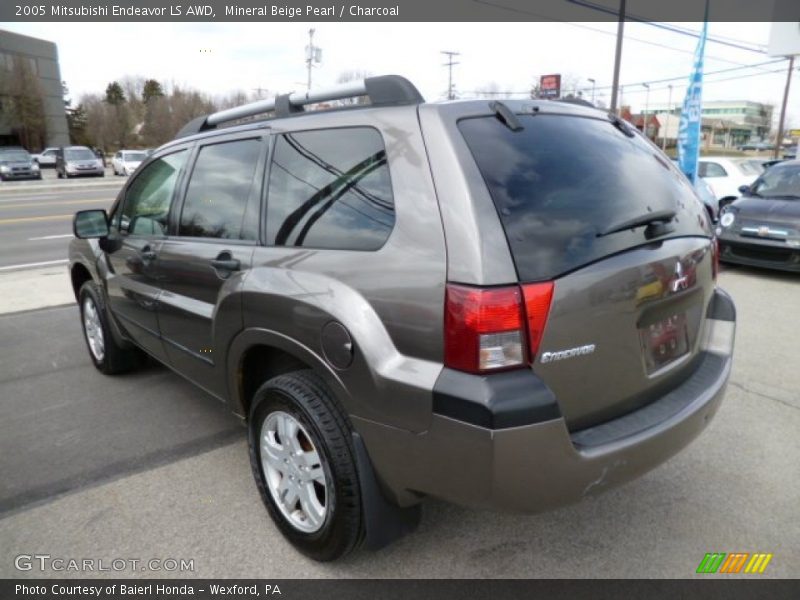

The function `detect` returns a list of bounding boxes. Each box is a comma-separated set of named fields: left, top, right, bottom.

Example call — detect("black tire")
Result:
left=78, top=281, right=145, bottom=375
left=248, top=370, right=363, bottom=561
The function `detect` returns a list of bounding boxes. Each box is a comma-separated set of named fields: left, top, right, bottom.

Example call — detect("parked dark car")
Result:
left=717, top=159, right=800, bottom=271
left=56, top=146, right=105, bottom=178
left=68, top=75, right=736, bottom=561
left=0, top=147, right=42, bottom=181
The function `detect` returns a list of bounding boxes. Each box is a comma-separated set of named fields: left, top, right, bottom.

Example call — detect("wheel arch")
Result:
left=70, top=261, right=94, bottom=302
left=227, top=328, right=354, bottom=423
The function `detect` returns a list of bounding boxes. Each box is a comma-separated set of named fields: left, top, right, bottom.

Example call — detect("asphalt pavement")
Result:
left=0, top=266, right=798, bottom=578
left=0, top=171, right=122, bottom=270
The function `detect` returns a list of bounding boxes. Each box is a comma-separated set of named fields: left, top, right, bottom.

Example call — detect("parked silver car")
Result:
left=56, top=146, right=105, bottom=178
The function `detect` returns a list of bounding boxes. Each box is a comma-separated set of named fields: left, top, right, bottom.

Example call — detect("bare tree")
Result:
left=474, top=82, right=503, bottom=99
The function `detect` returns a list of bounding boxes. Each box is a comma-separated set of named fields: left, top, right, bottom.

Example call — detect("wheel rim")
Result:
left=82, top=296, right=105, bottom=362
left=260, top=411, right=327, bottom=533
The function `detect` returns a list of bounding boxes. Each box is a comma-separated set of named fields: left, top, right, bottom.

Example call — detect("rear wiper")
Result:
left=597, top=209, right=677, bottom=238
left=609, top=114, right=635, bottom=137
left=489, top=101, right=524, bottom=132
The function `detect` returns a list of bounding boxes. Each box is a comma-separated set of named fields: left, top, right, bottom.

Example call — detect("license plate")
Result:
left=639, top=312, right=689, bottom=373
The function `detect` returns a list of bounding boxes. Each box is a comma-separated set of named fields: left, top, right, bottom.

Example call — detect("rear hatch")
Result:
left=459, top=107, right=716, bottom=430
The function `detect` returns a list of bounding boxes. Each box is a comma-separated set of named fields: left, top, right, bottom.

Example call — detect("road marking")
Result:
left=0, top=259, right=68, bottom=272
left=0, top=199, right=109, bottom=210
left=0, top=214, right=72, bottom=225
left=28, top=234, right=73, bottom=240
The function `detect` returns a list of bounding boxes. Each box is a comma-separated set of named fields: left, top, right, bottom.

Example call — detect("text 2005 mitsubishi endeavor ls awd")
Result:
left=68, top=76, right=736, bottom=561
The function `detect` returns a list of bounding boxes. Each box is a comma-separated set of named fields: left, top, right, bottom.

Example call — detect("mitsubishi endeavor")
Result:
left=68, top=75, right=736, bottom=561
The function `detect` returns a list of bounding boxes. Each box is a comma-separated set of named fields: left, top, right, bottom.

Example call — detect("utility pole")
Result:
left=774, top=55, right=795, bottom=160
left=609, top=0, right=626, bottom=114
left=441, top=51, right=460, bottom=100
left=662, top=83, right=673, bottom=151
left=305, top=28, right=322, bottom=91
left=252, top=86, right=269, bottom=99
left=643, top=82, right=650, bottom=138
left=588, top=78, right=596, bottom=104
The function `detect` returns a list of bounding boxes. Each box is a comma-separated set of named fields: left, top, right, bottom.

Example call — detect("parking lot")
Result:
left=0, top=259, right=797, bottom=578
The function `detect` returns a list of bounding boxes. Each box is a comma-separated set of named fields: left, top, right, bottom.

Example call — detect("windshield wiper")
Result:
left=597, top=209, right=676, bottom=238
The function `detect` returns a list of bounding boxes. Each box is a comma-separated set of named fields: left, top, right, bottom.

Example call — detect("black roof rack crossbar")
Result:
left=173, top=75, right=424, bottom=139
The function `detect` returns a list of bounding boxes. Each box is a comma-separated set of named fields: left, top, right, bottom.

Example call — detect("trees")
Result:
left=0, top=56, right=47, bottom=150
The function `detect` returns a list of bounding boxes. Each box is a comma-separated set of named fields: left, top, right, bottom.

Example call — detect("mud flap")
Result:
left=352, top=431, right=422, bottom=551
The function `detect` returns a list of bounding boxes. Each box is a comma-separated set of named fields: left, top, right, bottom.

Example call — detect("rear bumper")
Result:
left=356, top=288, right=735, bottom=512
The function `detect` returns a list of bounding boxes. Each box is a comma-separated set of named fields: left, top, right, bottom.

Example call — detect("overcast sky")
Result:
left=4, top=21, right=798, bottom=125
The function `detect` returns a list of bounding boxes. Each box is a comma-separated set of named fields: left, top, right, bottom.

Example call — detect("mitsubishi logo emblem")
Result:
left=670, top=261, right=689, bottom=293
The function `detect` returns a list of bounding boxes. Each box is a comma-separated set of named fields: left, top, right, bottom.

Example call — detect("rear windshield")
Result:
left=459, top=114, right=706, bottom=281
left=124, top=152, right=147, bottom=162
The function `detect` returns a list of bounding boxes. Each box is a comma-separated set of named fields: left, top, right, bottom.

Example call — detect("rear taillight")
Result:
left=444, top=282, right=554, bottom=374
left=445, top=285, right=525, bottom=373
left=711, top=238, right=719, bottom=281
left=522, top=282, right=555, bottom=360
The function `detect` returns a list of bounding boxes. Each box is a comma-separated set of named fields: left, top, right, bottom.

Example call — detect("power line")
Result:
left=462, top=62, right=798, bottom=99
left=468, top=0, right=773, bottom=70
left=562, top=0, right=767, bottom=54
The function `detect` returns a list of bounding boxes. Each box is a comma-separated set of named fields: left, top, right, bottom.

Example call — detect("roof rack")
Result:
left=174, top=75, right=424, bottom=139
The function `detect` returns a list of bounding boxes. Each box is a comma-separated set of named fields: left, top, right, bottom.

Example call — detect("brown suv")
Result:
left=68, top=76, right=736, bottom=561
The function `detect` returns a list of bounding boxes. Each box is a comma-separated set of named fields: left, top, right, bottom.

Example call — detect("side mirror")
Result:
left=737, top=184, right=750, bottom=195
left=73, top=209, right=110, bottom=239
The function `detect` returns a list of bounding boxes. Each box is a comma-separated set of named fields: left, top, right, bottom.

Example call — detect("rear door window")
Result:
left=179, top=138, right=263, bottom=240
left=459, top=114, right=705, bottom=281
left=265, top=127, right=395, bottom=250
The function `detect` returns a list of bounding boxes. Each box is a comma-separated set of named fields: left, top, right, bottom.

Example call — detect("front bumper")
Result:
left=0, top=169, right=41, bottom=180
left=356, top=289, right=735, bottom=512
left=718, top=237, right=800, bottom=272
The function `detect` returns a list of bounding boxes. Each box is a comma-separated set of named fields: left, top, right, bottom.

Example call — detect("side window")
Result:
left=179, top=138, right=262, bottom=240
left=699, top=162, right=727, bottom=178
left=120, top=150, right=186, bottom=236
left=266, top=127, right=395, bottom=250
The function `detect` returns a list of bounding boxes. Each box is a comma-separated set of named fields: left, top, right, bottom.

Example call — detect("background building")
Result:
left=649, top=100, right=773, bottom=148
left=0, top=29, right=69, bottom=150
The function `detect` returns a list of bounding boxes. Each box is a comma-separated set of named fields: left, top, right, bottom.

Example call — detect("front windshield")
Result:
left=124, top=152, right=147, bottom=162
left=753, top=164, right=800, bottom=198
left=65, top=149, right=96, bottom=161
left=0, top=151, right=31, bottom=162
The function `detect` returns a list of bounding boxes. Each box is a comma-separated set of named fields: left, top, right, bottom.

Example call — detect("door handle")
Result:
left=140, top=246, right=157, bottom=261
left=211, top=257, right=240, bottom=271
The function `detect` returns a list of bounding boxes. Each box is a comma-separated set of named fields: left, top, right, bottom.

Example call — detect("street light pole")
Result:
left=774, top=55, right=795, bottom=160
left=662, top=83, right=673, bottom=151
left=588, top=78, right=596, bottom=104
left=609, top=0, right=626, bottom=114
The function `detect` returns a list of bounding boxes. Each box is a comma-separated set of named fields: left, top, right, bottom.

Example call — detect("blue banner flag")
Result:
left=677, top=18, right=708, bottom=183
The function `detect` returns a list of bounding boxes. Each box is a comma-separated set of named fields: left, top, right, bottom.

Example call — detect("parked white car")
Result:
left=698, top=157, right=760, bottom=207
left=33, top=147, right=59, bottom=167
left=111, top=150, right=148, bottom=176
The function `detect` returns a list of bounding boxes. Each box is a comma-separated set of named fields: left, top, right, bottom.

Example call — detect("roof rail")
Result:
left=174, top=75, right=424, bottom=139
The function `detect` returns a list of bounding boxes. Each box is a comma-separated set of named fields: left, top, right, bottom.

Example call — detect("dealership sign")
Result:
left=539, top=74, right=561, bottom=99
